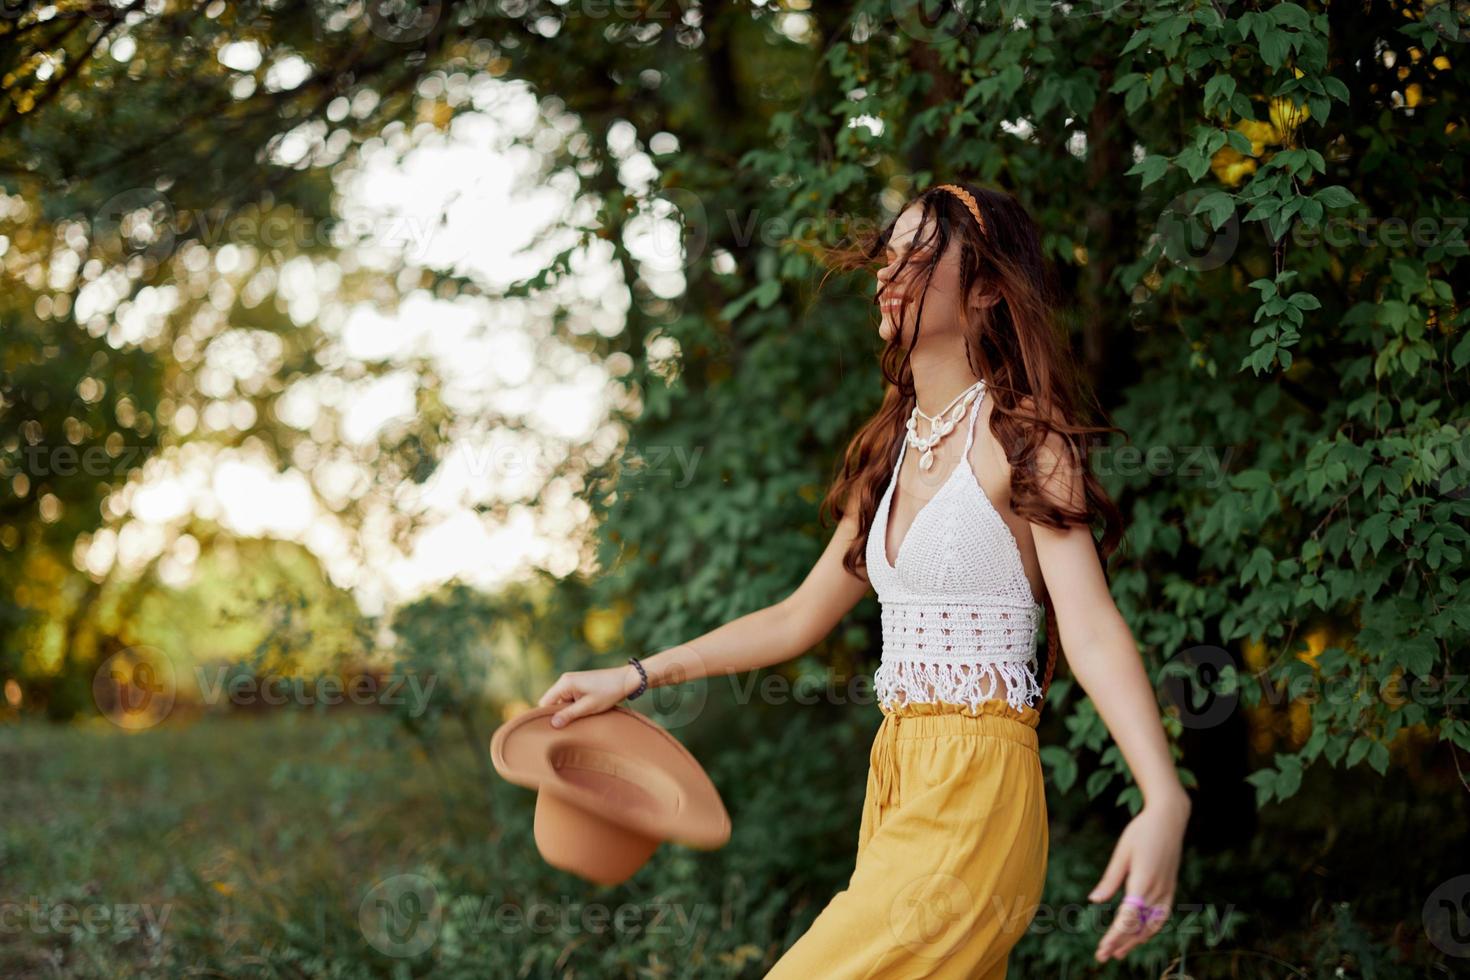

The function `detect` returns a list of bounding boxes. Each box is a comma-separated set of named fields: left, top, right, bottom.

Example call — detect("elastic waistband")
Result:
left=871, top=698, right=1040, bottom=808
left=879, top=698, right=1040, bottom=752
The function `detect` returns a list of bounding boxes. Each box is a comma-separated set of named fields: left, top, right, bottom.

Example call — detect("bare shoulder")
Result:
left=1015, top=394, right=1086, bottom=513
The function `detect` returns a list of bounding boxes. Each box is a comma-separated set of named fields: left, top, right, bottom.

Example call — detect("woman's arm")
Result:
left=1027, top=422, right=1190, bottom=963
left=1033, top=519, right=1189, bottom=811
left=539, top=497, right=872, bottom=726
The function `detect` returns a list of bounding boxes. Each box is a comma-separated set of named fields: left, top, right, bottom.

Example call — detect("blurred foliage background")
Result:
left=2, top=0, right=1469, bottom=977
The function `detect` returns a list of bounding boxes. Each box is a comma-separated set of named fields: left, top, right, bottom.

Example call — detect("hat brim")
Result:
left=491, top=704, right=731, bottom=850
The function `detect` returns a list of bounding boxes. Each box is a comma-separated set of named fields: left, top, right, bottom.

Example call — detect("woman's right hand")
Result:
left=537, top=664, right=641, bottom=729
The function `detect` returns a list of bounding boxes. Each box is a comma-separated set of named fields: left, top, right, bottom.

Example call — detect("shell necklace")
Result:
left=905, top=379, right=985, bottom=471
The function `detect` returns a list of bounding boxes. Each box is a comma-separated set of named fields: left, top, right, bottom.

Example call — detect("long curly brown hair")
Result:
left=817, top=180, right=1126, bottom=704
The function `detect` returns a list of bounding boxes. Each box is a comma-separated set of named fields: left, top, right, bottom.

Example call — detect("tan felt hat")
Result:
left=490, top=704, right=732, bottom=886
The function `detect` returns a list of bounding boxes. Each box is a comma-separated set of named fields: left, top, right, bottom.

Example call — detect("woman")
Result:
left=537, top=181, right=1191, bottom=975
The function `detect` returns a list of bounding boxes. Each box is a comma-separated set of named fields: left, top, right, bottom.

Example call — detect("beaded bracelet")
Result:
left=625, top=656, right=648, bottom=701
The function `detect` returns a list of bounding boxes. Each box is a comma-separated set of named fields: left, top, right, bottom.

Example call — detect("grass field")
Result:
left=0, top=700, right=868, bottom=979
left=3, top=702, right=1464, bottom=979
left=0, top=711, right=509, bottom=978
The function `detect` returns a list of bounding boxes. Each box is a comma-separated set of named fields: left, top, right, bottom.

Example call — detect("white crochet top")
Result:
left=865, top=382, right=1044, bottom=713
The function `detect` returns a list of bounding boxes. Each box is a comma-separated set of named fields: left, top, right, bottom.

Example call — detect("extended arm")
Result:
left=1027, top=421, right=1190, bottom=964
left=1033, top=519, right=1187, bottom=811
left=624, top=503, right=872, bottom=695
left=540, top=496, right=872, bottom=723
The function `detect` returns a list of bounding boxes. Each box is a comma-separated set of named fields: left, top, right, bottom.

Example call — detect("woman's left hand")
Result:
left=1086, top=791, right=1191, bottom=962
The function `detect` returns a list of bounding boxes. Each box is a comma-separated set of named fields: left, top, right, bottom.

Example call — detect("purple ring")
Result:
left=1141, top=903, right=1168, bottom=925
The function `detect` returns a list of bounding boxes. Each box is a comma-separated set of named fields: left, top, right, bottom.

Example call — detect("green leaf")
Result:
left=1275, top=756, right=1302, bottom=798
left=754, top=279, right=782, bottom=310
left=719, top=288, right=760, bottom=322
left=1109, top=72, right=1146, bottom=95
left=1241, top=546, right=1275, bottom=586
left=1246, top=768, right=1276, bottom=807
left=1314, top=185, right=1357, bottom=208
left=1204, top=74, right=1237, bottom=110
left=1270, top=3, right=1311, bottom=30
left=1041, top=745, right=1078, bottom=792
left=1126, top=154, right=1170, bottom=189
left=1176, top=146, right=1211, bottom=182
left=1232, top=468, right=1274, bottom=491
left=1451, top=331, right=1470, bottom=370
left=1260, top=30, right=1291, bottom=70
left=1360, top=512, right=1392, bottom=554
left=1194, top=191, right=1237, bottom=231
left=1226, top=129, right=1254, bottom=155
left=1124, top=79, right=1150, bottom=115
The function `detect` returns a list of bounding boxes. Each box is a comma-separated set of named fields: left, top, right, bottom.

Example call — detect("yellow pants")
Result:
left=764, top=698, right=1048, bottom=979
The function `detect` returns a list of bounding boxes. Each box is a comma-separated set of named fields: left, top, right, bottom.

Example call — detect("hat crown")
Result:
left=534, top=792, right=659, bottom=887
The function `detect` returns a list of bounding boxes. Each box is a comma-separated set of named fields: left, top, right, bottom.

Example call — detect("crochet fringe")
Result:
left=875, top=657, right=1043, bottom=714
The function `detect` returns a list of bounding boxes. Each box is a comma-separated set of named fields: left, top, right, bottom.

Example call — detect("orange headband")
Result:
left=932, top=183, right=987, bottom=235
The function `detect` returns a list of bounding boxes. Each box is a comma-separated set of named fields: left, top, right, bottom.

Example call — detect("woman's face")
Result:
left=876, top=203, right=971, bottom=346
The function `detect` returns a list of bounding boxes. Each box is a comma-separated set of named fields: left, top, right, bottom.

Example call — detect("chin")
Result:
left=879, top=313, right=899, bottom=344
